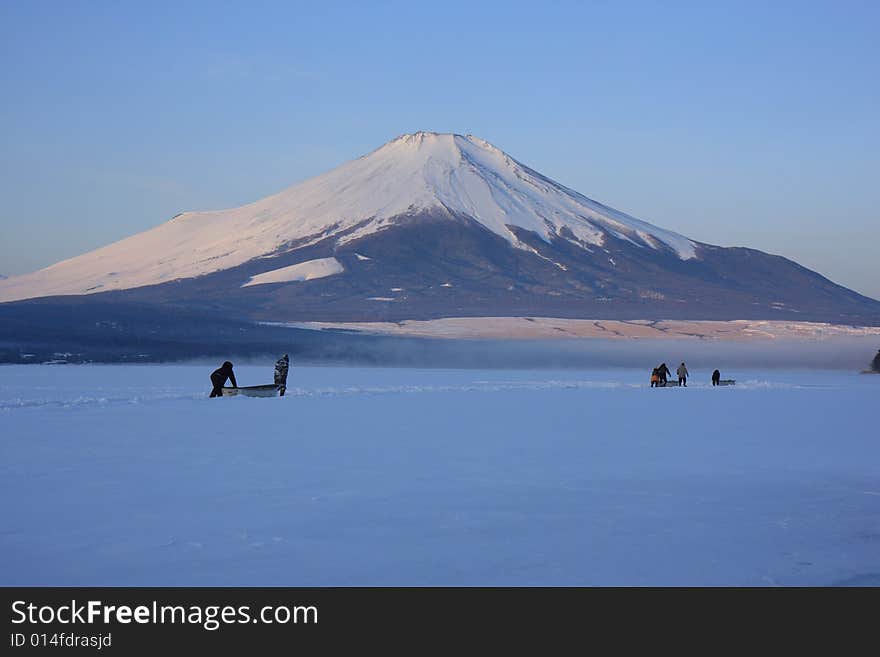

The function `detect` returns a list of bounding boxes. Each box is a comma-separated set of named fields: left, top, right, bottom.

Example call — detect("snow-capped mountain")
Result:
left=0, top=132, right=694, bottom=300
left=1, top=132, right=878, bottom=325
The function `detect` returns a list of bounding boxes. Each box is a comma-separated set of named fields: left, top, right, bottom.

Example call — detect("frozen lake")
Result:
left=2, top=363, right=878, bottom=586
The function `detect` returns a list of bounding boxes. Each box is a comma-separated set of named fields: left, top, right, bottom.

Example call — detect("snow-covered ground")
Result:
left=2, top=364, right=878, bottom=586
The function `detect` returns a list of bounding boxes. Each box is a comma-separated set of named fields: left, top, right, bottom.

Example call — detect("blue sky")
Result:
left=1, top=0, right=878, bottom=298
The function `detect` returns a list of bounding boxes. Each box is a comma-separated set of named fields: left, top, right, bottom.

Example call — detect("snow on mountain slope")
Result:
left=241, top=257, right=344, bottom=287
left=0, top=132, right=696, bottom=303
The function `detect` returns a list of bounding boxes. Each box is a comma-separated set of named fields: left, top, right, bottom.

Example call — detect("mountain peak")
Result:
left=374, top=130, right=466, bottom=162
left=343, top=130, right=696, bottom=258
left=378, top=132, right=507, bottom=165
left=391, top=130, right=460, bottom=143
left=385, top=130, right=496, bottom=149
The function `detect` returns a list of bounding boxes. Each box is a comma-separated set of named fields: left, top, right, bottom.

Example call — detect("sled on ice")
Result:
left=221, top=384, right=282, bottom=398
left=216, top=354, right=290, bottom=398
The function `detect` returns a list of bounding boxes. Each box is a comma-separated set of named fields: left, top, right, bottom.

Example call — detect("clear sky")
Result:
left=1, top=0, right=878, bottom=298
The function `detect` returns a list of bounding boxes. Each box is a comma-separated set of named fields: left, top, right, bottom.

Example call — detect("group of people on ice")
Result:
left=650, top=362, right=724, bottom=387
left=206, top=347, right=878, bottom=398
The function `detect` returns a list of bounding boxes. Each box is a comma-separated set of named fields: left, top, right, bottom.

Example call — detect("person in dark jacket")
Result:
left=872, top=350, right=880, bottom=373
left=657, top=363, right=671, bottom=385
left=274, top=354, right=290, bottom=396
left=712, top=369, right=721, bottom=386
left=210, top=361, right=237, bottom=398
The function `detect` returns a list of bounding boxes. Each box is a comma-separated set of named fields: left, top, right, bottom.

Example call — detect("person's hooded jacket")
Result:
left=211, top=361, right=237, bottom=388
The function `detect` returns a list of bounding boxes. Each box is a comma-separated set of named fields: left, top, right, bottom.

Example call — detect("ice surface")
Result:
left=2, top=364, right=878, bottom=586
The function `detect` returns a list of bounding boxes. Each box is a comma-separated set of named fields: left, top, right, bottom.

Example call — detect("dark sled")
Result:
left=221, top=384, right=282, bottom=398
left=717, top=380, right=736, bottom=386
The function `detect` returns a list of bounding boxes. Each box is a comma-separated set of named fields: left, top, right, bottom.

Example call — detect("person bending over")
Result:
left=210, top=361, right=237, bottom=398
left=657, top=363, right=671, bottom=386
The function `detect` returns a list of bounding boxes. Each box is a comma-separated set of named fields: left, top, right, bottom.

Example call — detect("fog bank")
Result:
left=287, top=334, right=880, bottom=371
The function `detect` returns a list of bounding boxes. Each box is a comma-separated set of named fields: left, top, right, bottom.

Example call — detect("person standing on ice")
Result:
left=209, top=361, right=237, bottom=398
left=872, top=350, right=880, bottom=373
left=274, top=353, right=290, bottom=396
left=677, top=362, right=689, bottom=386
left=712, top=369, right=721, bottom=386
